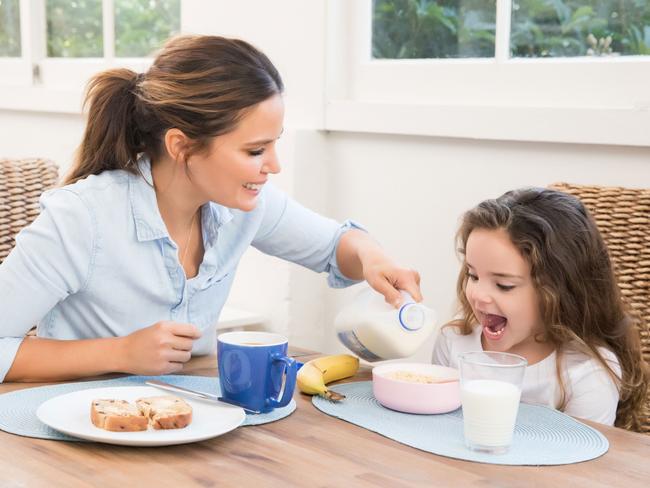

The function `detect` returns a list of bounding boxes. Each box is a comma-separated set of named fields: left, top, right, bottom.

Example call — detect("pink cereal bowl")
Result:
left=372, top=363, right=461, bottom=414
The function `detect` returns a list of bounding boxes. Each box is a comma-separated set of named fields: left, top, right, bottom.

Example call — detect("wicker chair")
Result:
left=0, top=158, right=59, bottom=263
left=550, top=182, right=650, bottom=433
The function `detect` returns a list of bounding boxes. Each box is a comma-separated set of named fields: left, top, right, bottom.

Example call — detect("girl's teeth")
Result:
left=484, top=320, right=507, bottom=340
left=244, top=183, right=262, bottom=190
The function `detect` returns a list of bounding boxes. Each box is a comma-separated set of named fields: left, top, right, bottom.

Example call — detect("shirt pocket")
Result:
left=189, top=272, right=234, bottom=330
left=201, top=271, right=230, bottom=290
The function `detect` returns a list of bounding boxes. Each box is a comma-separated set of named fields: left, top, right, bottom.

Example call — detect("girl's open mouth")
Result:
left=480, top=313, right=507, bottom=341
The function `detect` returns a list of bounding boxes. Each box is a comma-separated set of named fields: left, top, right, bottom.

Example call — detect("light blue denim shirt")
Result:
left=0, top=160, right=362, bottom=382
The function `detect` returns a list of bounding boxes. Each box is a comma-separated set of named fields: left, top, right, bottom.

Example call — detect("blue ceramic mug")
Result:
left=217, top=331, right=297, bottom=414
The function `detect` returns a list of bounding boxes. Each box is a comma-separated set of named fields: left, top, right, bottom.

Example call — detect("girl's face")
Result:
left=187, top=94, right=284, bottom=211
left=464, top=228, right=546, bottom=358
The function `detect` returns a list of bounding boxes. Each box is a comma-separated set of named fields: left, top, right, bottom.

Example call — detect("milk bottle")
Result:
left=334, top=287, right=438, bottom=361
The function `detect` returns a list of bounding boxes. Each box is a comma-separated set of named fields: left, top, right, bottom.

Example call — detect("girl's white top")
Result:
left=433, top=325, right=621, bottom=425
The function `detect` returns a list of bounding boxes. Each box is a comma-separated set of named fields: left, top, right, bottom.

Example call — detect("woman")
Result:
left=0, top=35, right=421, bottom=382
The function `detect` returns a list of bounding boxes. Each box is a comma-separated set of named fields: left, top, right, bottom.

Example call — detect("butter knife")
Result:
left=145, top=379, right=260, bottom=414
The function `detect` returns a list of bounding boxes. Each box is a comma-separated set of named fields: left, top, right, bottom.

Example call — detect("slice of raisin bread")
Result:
left=90, top=399, right=149, bottom=432
left=136, top=396, right=193, bottom=430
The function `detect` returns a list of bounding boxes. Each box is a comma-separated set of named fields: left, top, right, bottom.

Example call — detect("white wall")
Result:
left=0, top=110, right=84, bottom=172
left=1, top=0, right=649, bottom=360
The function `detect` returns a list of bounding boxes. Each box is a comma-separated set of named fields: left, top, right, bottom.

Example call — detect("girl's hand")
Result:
left=118, top=321, right=202, bottom=375
left=361, top=249, right=422, bottom=308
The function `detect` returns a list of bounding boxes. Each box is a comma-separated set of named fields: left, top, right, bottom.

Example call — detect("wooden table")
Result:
left=1, top=349, right=648, bottom=488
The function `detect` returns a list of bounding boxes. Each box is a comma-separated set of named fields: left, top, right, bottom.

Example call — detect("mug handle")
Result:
left=267, top=355, right=297, bottom=409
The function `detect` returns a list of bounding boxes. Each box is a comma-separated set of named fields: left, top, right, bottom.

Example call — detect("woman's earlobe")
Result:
left=175, top=151, right=187, bottom=167
left=163, top=128, right=188, bottom=163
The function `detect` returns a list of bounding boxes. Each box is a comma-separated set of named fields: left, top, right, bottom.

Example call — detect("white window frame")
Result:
left=0, top=0, right=37, bottom=86
left=0, top=0, right=171, bottom=113
left=325, top=0, right=650, bottom=146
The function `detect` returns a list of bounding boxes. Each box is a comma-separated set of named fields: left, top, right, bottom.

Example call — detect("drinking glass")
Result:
left=458, top=351, right=527, bottom=454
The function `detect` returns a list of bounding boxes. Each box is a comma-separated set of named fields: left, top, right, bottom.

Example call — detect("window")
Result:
left=114, top=0, right=180, bottom=57
left=44, top=0, right=179, bottom=58
left=325, top=0, right=650, bottom=146
left=0, top=0, right=21, bottom=57
left=370, top=1, right=650, bottom=60
left=46, top=0, right=103, bottom=57
left=0, top=0, right=180, bottom=110
left=372, top=0, right=496, bottom=59
left=510, top=0, right=650, bottom=58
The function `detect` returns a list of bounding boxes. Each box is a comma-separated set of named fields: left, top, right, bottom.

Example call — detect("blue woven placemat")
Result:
left=313, top=381, right=608, bottom=466
left=0, top=375, right=295, bottom=442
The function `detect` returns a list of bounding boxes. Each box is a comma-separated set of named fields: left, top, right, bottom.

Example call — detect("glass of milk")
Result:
left=458, top=351, right=527, bottom=454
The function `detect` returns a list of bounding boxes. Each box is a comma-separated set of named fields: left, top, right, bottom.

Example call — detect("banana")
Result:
left=297, top=354, right=359, bottom=401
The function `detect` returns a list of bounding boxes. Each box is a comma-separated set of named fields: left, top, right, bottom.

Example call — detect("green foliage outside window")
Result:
left=47, top=0, right=103, bottom=57
left=511, top=0, right=650, bottom=57
left=372, top=0, right=496, bottom=58
left=115, top=0, right=179, bottom=57
left=0, top=0, right=21, bottom=57
left=373, top=0, right=650, bottom=59
left=45, top=0, right=179, bottom=58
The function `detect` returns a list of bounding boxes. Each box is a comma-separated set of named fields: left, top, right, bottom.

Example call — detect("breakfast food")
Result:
left=296, top=354, right=360, bottom=401
left=90, top=395, right=192, bottom=432
left=90, top=399, right=149, bottom=432
left=386, top=371, right=440, bottom=384
left=136, top=395, right=193, bottom=430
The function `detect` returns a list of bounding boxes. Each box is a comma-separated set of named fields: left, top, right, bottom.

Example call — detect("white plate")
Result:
left=36, top=386, right=246, bottom=446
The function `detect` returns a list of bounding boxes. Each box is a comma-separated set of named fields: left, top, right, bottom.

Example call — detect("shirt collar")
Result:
left=202, top=202, right=233, bottom=247
left=128, top=156, right=234, bottom=245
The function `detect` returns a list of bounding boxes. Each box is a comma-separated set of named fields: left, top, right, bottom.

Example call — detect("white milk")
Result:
left=334, top=287, right=438, bottom=361
left=461, top=379, right=522, bottom=448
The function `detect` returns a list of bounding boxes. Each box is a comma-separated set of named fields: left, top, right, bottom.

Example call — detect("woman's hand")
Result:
left=336, top=229, right=422, bottom=308
left=360, top=249, right=422, bottom=308
left=118, top=321, right=202, bottom=375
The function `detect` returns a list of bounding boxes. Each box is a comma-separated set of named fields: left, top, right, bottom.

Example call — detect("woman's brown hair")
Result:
left=450, top=187, right=648, bottom=431
left=65, top=35, right=284, bottom=184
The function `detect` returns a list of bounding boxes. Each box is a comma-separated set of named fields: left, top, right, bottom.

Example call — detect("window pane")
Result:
left=511, top=1, right=650, bottom=57
left=47, top=0, right=103, bottom=57
left=0, top=0, right=21, bottom=57
left=372, top=0, right=496, bottom=59
left=115, top=0, right=180, bottom=57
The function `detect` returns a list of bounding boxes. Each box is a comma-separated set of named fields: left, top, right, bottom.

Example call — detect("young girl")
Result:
left=0, top=35, right=421, bottom=383
left=433, top=187, right=648, bottom=430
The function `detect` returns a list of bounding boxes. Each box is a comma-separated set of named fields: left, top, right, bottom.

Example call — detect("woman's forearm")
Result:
left=4, top=336, right=125, bottom=382
left=336, top=229, right=390, bottom=280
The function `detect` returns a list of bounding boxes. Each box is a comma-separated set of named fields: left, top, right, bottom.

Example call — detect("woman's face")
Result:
left=187, top=94, right=284, bottom=211
left=464, top=228, right=546, bottom=357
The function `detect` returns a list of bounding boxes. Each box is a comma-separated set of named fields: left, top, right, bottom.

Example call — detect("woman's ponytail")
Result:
left=65, top=69, right=144, bottom=184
